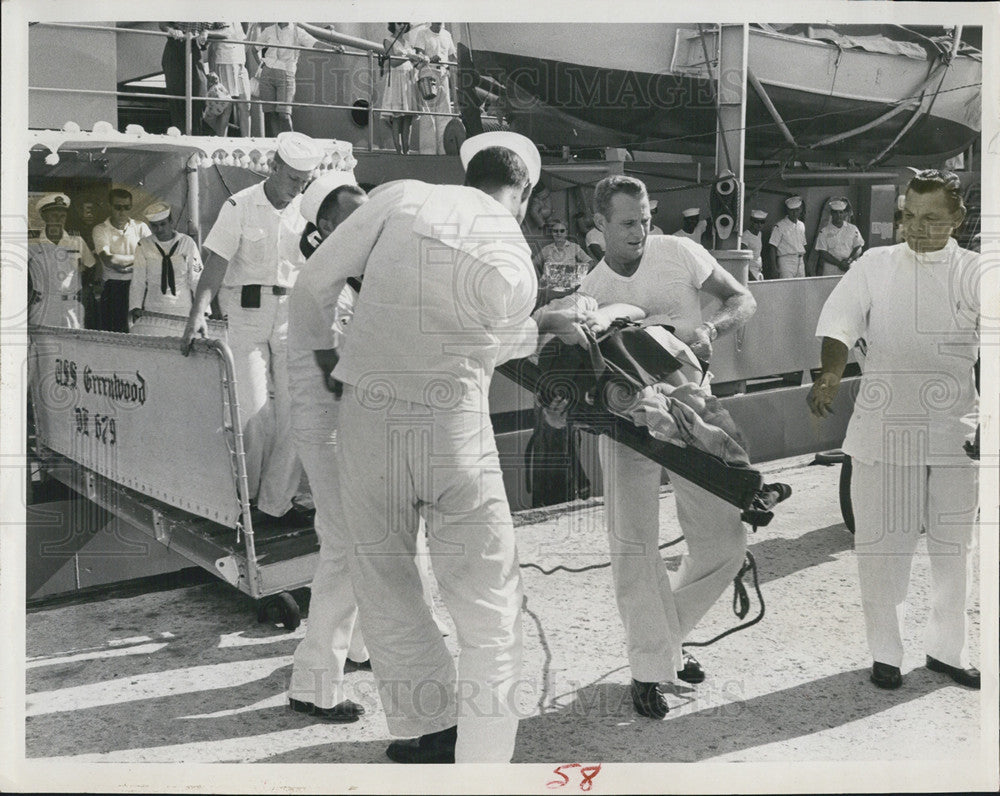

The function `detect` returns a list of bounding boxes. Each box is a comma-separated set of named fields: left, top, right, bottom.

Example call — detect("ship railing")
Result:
left=30, top=22, right=461, bottom=151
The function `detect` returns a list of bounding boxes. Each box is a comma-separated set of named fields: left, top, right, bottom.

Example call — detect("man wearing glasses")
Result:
left=92, top=188, right=151, bottom=333
left=539, top=218, right=594, bottom=291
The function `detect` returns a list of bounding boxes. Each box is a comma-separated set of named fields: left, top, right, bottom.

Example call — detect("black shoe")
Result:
left=346, top=657, right=372, bottom=672
left=289, top=697, right=365, bottom=723
left=926, top=655, right=980, bottom=689
left=870, top=661, right=902, bottom=690
left=385, top=725, right=457, bottom=764
left=677, top=651, right=705, bottom=684
left=631, top=679, right=669, bottom=719
left=273, top=505, right=317, bottom=529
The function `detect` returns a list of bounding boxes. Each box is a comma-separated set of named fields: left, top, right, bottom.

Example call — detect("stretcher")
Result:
left=498, top=321, right=791, bottom=525
left=27, top=322, right=317, bottom=629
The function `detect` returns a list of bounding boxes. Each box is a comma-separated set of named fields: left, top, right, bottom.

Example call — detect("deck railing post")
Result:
left=184, top=32, right=193, bottom=136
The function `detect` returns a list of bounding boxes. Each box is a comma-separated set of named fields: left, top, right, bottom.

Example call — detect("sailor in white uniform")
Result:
left=815, top=197, right=865, bottom=277
left=740, top=209, right=768, bottom=280
left=294, top=131, right=584, bottom=764
left=183, top=132, right=323, bottom=525
left=129, top=202, right=203, bottom=332
left=286, top=171, right=370, bottom=722
left=672, top=206, right=707, bottom=246
left=808, top=169, right=980, bottom=691
left=27, top=193, right=95, bottom=328
left=768, top=195, right=807, bottom=278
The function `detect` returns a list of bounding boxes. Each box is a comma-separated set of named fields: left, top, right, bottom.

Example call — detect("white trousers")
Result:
left=416, top=77, right=452, bottom=155
left=598, top=435, right=747, bottom=681
left=218, top=286, right=303, bottom=515
left=777, top=253, right=805, bottom=279
left=851, top=459, right=978, bottom=668
left=286, top=349, right=366, bottom=708
left=336, top=385, right=523, bottom=763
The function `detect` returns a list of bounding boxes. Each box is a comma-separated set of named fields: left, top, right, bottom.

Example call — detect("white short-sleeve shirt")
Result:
left=28, top=232, right=95, bottom=295
left=815, top=239, right=979, bottom=465
left=579, top=234, right=715, bottom=341
left=769, top=216, right=806, bottom=256
left=203, top=181, right=307, bottom=288
left=92, top=218, right=151, bottom=281
left=815, top=221, right=864, bottom=261
left=257, top=23, right=317, bottom=72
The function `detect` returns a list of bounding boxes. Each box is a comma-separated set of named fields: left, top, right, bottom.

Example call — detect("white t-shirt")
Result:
left=92, top=218, right=151, bottom=281
left=257, top=23, right=317, bottom=72
left=213, top=22, right=247, bottom=66
left=815, top=239, right=978, bottom=466
left=579, top=234, right=715, bottom=341
left=412, top=26, right=456, bottom=69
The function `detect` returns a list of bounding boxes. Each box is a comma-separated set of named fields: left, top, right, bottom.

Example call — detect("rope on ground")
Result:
left=682, top=551, right=765, bottom=648
left=520, top=544, right=765, bottom=648
left=518, top=536, right=685, bottom=575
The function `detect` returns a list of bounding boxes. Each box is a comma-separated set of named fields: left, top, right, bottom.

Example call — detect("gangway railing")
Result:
left=30, top=22, right=461, bottom=151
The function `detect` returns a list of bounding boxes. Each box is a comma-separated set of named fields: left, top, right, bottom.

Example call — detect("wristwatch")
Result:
left=702, top=320, right=719, bottom=341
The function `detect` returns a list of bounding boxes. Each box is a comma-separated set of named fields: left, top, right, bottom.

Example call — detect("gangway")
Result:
left=28, top=321, right=313, bottom=629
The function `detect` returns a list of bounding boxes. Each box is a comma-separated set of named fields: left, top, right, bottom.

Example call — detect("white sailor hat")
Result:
left=144, top=201, right=171, bottom=223
left=459, top=131, right=542, bottom=187
left=750, top=209, right=768, bottom=221
left=275, top=132, right=325, bottom=172
left=829, top=198, right=848, bottom=211
left=37, top=193, right=70, bottom=214
left=301, top=171, right=359, bottom=226
left=682, top=207, right=700, bottom=218
left=784, top=195, right=803, bottom=210
left=649, top=199, right=659, bottom=211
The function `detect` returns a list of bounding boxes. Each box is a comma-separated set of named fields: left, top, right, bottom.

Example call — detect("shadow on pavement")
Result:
left=749, top=523, right=853, bottom=586
left=26, top=662, right=380, bottom=759
left=513, top=666, right=949, bottom=763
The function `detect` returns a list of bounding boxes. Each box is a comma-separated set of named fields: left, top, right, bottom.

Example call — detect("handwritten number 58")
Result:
left=547, top=763, right=602, bottom=791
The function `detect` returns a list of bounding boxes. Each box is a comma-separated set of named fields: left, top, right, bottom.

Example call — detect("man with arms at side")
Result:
left=807, top=170, right=980, bottom=691
left=182, top=132, right=322, bottom=526
left=27, top=193, right=95, bottom=328
left=286, top=172, right=370, bottom=723
left=294, top=131, right=584, bottom=763
left=92, top=188, right=150, bottom=333
left=740, top=209, right=768, bottom=281
left=581, top=175, right=757, bottom=719
left=767, top=195, right=807, bottom=279
left=129, top=202, right=203, bottom=331
left=814, top=197, right=865, bottom=277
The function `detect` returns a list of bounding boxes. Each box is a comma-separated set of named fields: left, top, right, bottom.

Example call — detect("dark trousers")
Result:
left=100, top=280, right=131, bottom=333
left=162, top=38, right=207, bottom=135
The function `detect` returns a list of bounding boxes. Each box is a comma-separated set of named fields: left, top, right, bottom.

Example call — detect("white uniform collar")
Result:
left=909, top=236, right=958, bottom=265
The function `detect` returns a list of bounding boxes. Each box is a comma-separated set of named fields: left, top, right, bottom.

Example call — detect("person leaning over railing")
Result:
left=248, top=22, right=346, bottom=137
left=158, top=22, right=220, bottom=135
left=206, top=22, right=252, bottom=137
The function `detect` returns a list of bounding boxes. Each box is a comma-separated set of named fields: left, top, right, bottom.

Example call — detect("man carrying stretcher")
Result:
left=529, top=175, right=771, bottom=720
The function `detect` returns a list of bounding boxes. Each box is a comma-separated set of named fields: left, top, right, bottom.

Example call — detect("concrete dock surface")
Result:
left=19, top=455, right=994, bottom=791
